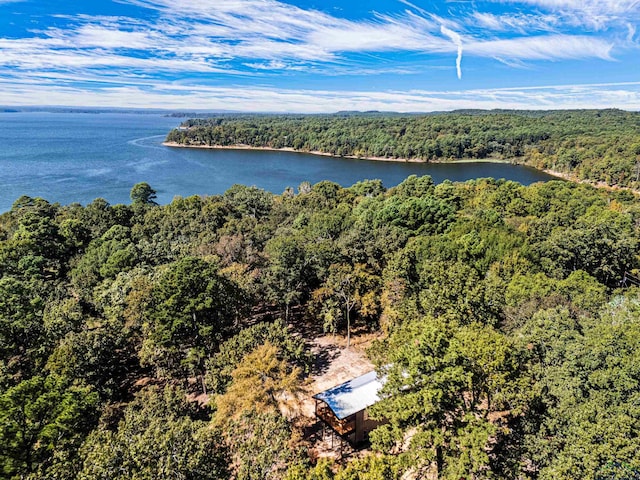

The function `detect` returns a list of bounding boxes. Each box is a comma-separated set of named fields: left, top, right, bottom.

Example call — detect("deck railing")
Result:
left=316, top=402, right=356, bottom=436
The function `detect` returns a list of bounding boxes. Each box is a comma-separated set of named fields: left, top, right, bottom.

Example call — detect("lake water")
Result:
left=0, top=112, right=555, bottom=213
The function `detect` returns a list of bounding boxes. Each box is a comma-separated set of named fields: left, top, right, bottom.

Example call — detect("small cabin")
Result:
left=313, top=370, right=385, bottom=445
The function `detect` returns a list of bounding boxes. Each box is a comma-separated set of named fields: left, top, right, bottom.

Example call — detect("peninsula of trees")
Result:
left=165, top=109, right=640, bottom=189
left=1, top=175, right=639, bottom=479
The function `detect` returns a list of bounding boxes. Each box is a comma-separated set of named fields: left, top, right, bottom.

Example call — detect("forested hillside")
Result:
left=166, top=110, right=640, bottom=189
left=1, top=176, right=640, bottom=479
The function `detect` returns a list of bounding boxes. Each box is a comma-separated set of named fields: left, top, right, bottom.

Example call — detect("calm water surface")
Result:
left=0, top=112, right=555, bottom=213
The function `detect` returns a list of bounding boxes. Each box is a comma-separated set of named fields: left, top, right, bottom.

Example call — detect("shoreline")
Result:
left=162, top=142, right=514, bottom=165
left=543, top=168, right=576, bottom=181
left=162, top=142, right=639, bottom=194
left=542, top=168, right=640, bottom=194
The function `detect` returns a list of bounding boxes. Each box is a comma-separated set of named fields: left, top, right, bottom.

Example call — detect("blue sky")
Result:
left=1, top=0, right=639, bottom=112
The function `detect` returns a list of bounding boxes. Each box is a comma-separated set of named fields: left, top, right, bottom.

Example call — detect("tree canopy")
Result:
left=0, top=172, right=639, bottom=478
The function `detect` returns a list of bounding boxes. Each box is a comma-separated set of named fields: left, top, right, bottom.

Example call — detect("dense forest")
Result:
left=165, top=109, right=640, bottom=189
left=1, top=175, right=640, bottom=479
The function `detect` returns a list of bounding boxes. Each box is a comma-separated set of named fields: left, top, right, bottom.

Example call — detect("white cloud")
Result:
left=440, top=25, right=463, bottom=79
left=472, top=12, right=560, bottom=33
left=497, top=0, right=640, bottom=29
left=0, top=44, right=231, bottom=73
left=505, top=0, right=639, bottom=12
left=71, top=25, right=161, bottom=49
left=1, top=0, right=618, bottom=81
left=309, top=22, right=432, bottom=52
left=1, top=77, right=640, bottom=112
left=467, top=35, right=613, bottom=61
left=0, top=0, right=635, bottom=97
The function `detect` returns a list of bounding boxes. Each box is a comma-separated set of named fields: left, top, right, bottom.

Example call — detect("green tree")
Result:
left=78, top=386, right=229, bottom=480
left=416, top=260, right=500, bottom=325
left=225, top=409, right=298, bottom=480
left=285, top=460, right=335, bottom=480
left=212, top=344, right=302, bottom=480
left=264, top=233, right=314, bottom=320
left=313, top=263, right=380, bottom=348
left=0, top=375, right=98, bottom=479
left=46, top=314, right=138, bottom=402
left=518, top=301, right=640, bottom=479
left=130, top=182, right=158, bottom=206
left=335, top=455, right=404, bottom=480
left=141, top=257, right=244, bottom=386
left=0, top=276, right=46, bottom=379
left=369, top=316, right=526, bottom=479
left=70, top=225, right=140, bottom=299
left=537, top=206, right=637, bottom=286
left=205, top=319, right=309, bottom=395
left=223, top=184, right=273, bottom=219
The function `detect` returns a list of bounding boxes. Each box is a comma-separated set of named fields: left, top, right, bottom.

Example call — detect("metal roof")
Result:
left=313, top=370, right=385, bottom=420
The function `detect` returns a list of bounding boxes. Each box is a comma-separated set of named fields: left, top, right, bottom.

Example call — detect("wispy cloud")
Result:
left=0, top=0, right=638, bottom=108
left=2, top=75, right=640, bottom=112
left=466, top=35, right=613, bottom=61
left=496, top=0, right=640, bottom=29
left=503, top=0, right=640, bottom=13
left=440, top=25, right=463, bottom=79
left=472, top=12, right=560, bottom=33
left=0, top=0, right=626, bottom=82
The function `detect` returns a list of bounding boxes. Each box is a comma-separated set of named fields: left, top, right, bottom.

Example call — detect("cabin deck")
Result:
left=315, top=400, right=356, bottom=436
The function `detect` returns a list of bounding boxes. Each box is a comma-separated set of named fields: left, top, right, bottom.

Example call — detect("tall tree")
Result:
left=264, top=233, right=314, bottom=320
left=313, top=263, right=380, bottom=348
left=141, top=257, right=244, bottom=387
left=369, top=317, right=526, bottom=479
left=130, top=182, right=158, bottom=206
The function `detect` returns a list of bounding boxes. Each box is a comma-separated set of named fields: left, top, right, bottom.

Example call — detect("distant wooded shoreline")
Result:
left=164, top=110, right=640, bottom=192
left=162, top=141, right=515, bottom=165
left=162, top=141, right=639, bottom=194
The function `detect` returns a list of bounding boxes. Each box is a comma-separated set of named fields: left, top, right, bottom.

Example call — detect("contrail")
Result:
left=440, top=25, right=463, bottom=80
